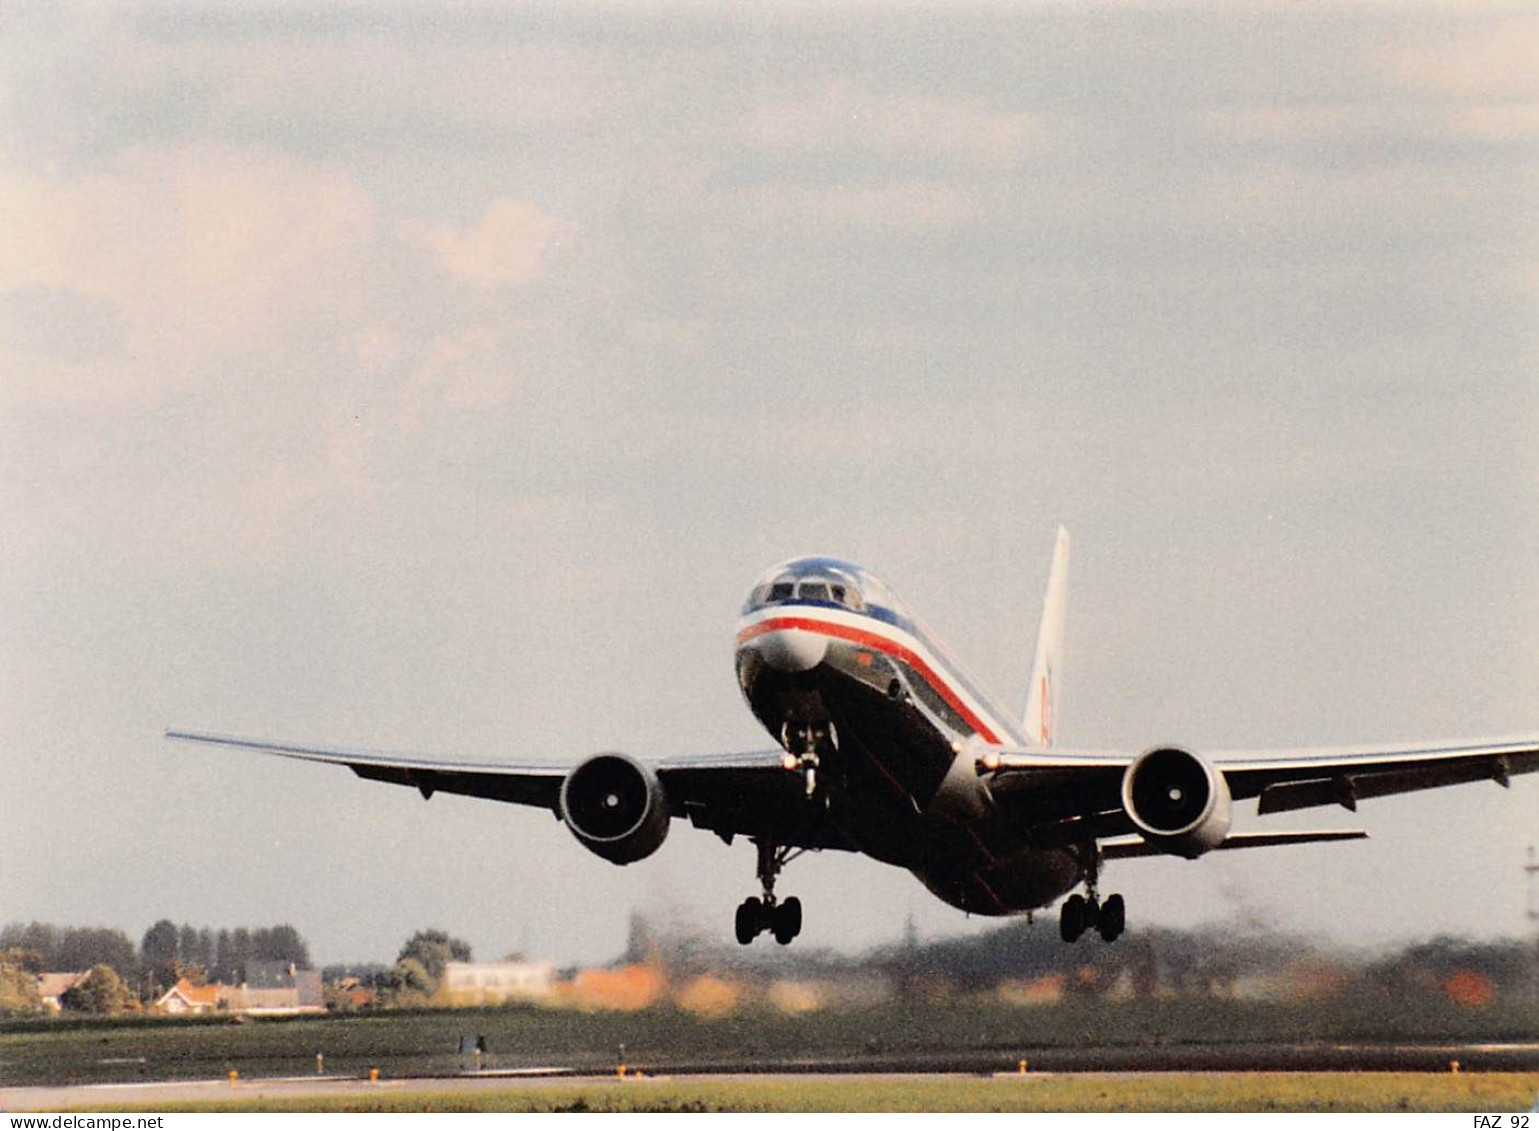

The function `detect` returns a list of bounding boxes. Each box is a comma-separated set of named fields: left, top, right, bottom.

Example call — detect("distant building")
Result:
left=36, top=972, right=88, bottom=1012
left=155, top=978, right=229, bottom=1014
left=442, top=960, right=556, bottom=1005
left=328, top=976, right=378, bottom=1011
left=152, top=964, right=323, bottom=1015
left=239, top=961, right=323, bottom=1014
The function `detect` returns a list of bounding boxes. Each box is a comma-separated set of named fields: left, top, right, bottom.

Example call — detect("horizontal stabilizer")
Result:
left=1101, top=828, right=1367, bottom=860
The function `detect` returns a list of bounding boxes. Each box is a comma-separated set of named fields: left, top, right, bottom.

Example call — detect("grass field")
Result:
left=5, top=997, right=1536, bottom=1089
left=43, top=1073, right=1539, bottom=1113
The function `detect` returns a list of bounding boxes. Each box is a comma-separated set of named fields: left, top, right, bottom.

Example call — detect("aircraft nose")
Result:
left=753, top=626, right=829, bottom=673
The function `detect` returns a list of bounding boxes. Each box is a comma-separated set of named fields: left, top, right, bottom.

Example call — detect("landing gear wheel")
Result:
left=735, top=898, right=762, bottom=945
left=734, top=840, right=809, bottom=945
left=1059, top=893, right=1087, bottom=943
left=1097, top=894, right=1125, bottom=942
left=771, top=896, right=803, bottom=945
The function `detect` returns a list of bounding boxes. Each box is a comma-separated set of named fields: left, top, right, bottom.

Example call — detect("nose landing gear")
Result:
left=735, top=840, right=805, bottom=945
left=1059, top=845, right=1126, bottom=943
left=780, top=720, right=835, bottom=799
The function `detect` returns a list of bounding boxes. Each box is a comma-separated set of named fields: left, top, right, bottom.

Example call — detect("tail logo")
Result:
left=1039, top=674, right=1051, bottom=746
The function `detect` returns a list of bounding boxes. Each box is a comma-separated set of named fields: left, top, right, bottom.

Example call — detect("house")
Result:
left=36, top=972, right=88, bottom=1011
left=442, top=960, right=556, bottom=1005
left=329, top=976, right=378, bottom=1011
left=155, top=978, right=229, bottom=1014
left=239, top=961, right=324, bottom=1014
left=151, top=964, right=324, bottom=1015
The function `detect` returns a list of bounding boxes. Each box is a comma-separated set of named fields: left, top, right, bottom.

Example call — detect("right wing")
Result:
left=167, top=729, right=855, bottom=850
left=165, top=729, right=568, bottom=808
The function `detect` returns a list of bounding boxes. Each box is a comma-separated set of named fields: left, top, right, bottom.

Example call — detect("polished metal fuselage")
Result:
left=735, top=601, right=1080, bottom=914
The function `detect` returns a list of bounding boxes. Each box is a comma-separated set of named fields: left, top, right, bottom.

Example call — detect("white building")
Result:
left=442, top=960, right=556, bottom=1005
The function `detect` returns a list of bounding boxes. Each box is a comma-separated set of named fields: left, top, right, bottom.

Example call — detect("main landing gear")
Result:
left=735, top=840, right=804, bottom=945
left=1059, top=846, right=1126, bottom=943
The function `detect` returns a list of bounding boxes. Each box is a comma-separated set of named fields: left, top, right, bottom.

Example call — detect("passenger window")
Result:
left=797, top=582, right=830, bottom=602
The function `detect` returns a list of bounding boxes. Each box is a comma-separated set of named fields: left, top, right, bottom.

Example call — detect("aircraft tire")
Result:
left=1097, top=894, right=1125, bottom=942
left=735, top=898, right=762, bottom=945
left=772, top=896, right=802, bottom=944
left=1060, top=894, right=1086, bottom=943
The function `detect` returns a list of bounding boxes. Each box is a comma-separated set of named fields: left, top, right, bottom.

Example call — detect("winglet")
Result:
left=1022, top=526, right=1069, bottom=747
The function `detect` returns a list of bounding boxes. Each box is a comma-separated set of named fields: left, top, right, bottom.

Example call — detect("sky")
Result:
left=2, top=1, right=1536, bottom=969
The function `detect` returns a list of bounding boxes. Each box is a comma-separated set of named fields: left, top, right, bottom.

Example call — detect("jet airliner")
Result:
left=170, top=530, right=1539, bottom=945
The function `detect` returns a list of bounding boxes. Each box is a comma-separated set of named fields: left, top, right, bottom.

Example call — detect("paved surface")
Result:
left=5, top=1044, right=1538, bottom=1111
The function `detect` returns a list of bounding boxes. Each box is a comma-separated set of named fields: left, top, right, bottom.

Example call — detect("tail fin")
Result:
left=1022, top=526, right=1070, bottom=747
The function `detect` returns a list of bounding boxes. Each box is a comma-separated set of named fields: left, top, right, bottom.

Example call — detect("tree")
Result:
left=194, top=927, right=215, bottom=972
left=0, top=954, right=42, bottom=1016
left=59, top=965, right=137, bottom=1014
left=213, top=929, right=233, bottom=983
left=255, top=924, right=311, bottom=968
left=1, top=946, right=44, bottom=974
left=0, top=923, right=59, bottom=967
left=57, top=928, right=138, bottom=976
left=141, top=919, right=179, bottom=990
left=178, top=923, right=199, bottom=966
left=229, top=927, right=252, bottom=983
left=395, top=929, right=471, bottom=985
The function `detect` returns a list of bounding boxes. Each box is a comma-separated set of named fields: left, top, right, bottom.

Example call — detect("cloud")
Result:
left=748, top=80, right=1044, bottom=167
left=1452, top=103, right=1539, bottom=141
left=405, top=198, right=573, bottom=288
left=729, top=180, right=983, bottom=232
left=410, top=327, right=524, bottom=412
left=1207, top=105, right=1411, bottom=145
left=0, top=144, right=378, bottom=408
left=1376, top=17, right=1539, bottom=98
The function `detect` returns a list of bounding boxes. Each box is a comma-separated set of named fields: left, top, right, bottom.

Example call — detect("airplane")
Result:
left=169, top=529, right=1539, bottom=946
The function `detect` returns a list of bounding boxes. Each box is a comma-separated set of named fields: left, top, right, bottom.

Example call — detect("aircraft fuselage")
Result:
left=734, top=557, right=1081, bottom=914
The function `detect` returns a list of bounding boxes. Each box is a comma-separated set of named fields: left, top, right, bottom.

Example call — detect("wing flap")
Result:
left=1225, top=737, right=1539, bottom=813
left=1101, top=828, right=1368, bottom=859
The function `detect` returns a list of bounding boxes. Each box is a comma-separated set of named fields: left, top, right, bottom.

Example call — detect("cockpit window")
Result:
left=743, top=557, right=896, bottom=617
left=829, top=583, right=864, bottom=612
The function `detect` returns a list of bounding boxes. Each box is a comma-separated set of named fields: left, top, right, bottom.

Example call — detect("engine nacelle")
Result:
left=1120, top=746, right=1232, bottom=858
left=559, top=753, right=670, bottom=865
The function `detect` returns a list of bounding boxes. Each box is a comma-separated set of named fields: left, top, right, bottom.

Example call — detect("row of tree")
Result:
left=138, top=920, right=310, bottom=989
left=0, top=925, right=474, bottom=1017
left=0, top=920, right=312, bottom=999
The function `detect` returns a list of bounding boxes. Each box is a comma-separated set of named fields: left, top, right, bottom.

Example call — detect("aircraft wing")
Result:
left=166, top=729, right=854, bottom=851
left=979, top=734, right=1539, bottom=837
left=1212, top=735, right=1539, bottom=814
left=166, top=729, right=568, bottom=808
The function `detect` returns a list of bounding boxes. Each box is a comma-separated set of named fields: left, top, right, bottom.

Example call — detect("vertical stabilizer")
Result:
left=1022, top=526, right=1069, bottom=747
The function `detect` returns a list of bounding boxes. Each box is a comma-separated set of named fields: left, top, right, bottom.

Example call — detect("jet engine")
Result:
left=1119, top=746, right=1232, bottom=858
left=559, top=753, right=671, bottom=864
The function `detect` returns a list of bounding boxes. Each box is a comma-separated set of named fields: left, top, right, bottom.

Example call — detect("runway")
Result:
left=5, top=1042, right=1537, bottom=1111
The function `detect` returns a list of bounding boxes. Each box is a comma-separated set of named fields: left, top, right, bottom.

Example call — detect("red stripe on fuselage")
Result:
left=736, top=615, right=1001, bottom=744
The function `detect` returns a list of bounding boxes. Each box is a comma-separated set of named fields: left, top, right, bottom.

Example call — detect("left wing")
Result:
left=979, top=734, right=1539, bottom=843
left=1100, top=829, right=1368, bottom=859
left=1213, top=735, right=1539, bottom=814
